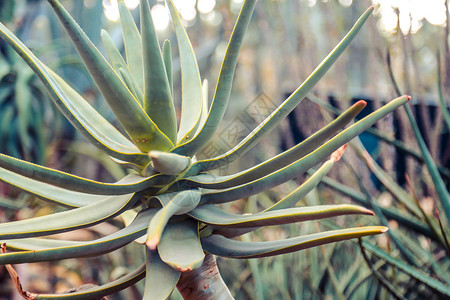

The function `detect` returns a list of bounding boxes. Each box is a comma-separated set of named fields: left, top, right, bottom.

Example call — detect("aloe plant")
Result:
left=0, top=1, right=410, bottom=299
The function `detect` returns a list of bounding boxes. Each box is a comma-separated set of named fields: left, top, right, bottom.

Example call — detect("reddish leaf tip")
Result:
left=145, top=236, right=159, bottom=250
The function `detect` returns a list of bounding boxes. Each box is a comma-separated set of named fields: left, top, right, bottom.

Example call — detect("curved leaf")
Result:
left=0, top=21, right=150, bottom=165
left=166, top=0, right=203, bottom=144
left=118, top=0, right=144, bottom=90
left=361, top=241, right=450, bottom=296
left=191, top=100, right=365, bottom=175
left=46, top=0, right=174, bottom=152
left=202, top=226, right=388, bottom=258
left=265, top=159, right=335, bottom=211
left=0, top=208, right=156, bottom=264
left=0, top=166, right=105, bottom=207
left=0, top=155, right=171, bottom=195
left=146, top=190, right=201, bottom=249
left=140, top=0, right=177, bottom=143
left=172, top=0, right=257, bottom=156
left=158, top=219, right=204, bottom=272
left=34, top=264, right=146, bottom=299
left=189, top=203, right=373, bottom=228
left=177, top=6, right=374, bottom=160
left=144, top=248, right=180, bottom=300
left=196, top=95, right=410, bottom=204
left=149, top=150, right=191, bottom=175
left=162, top=39, right=173, bottom=95
left=0, top=192, right=139, bottom=239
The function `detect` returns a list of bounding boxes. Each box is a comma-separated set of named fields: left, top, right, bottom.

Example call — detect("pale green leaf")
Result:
left=202, top=226, right=388, bottom=258
left=166, top=0, right=203, bottom=144
left=144, top=248, right=180, bottom=300
left=158, top=219, right=205, bottom=271
left=140, top=0, right=177, bottom=143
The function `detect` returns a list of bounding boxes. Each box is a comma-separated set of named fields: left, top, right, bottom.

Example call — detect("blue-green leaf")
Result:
left=140, top=0, right=177, bottom=143
left=202, top=226, right=388, bottom=258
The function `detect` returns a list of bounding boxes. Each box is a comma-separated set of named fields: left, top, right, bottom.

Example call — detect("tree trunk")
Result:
left=176, top=254, right=234, bottom=300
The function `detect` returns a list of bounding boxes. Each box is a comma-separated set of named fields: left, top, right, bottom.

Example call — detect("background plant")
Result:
left=0, top=0, right=417, bottom=299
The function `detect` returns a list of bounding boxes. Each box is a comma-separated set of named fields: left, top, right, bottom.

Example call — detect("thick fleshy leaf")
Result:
left=0, top=192, right=139, bottom=239
left=0, top=167, right=105, bottom=207
left=101, top=29, right=127, bottom=72
left=189, top=203, right=373, bottom=228
left=146, top=190, right=201, bottom=249
left=149, top=151, right=191, bottom=175
left=162, top=40, right=173, bottom=95
left=166, top=0, right=203, bottom=144
left=0, top=21, right=150, bottom=165
left=176, top=5, right=374, bottom=159
left=46, top=0, right=174, bottom=152
left=191, top=100, right=365, bottom=175
left=158, top=219, right=205, bottom=272
left=101, top=30, right=143, bottom=102
left=202, top=226, right=388, bottom=258
left=32, top=264, right=146, bottom=299
left=140, top=0, right=177, bottom=143
left=0, top=208, right=156, bottom=264
left=0, top=155, right=171, bottom=195
left=172, top=0, right=257, bottom=156
left=195, top=95, right=410, bottom=204
left=119, top=67, right=144, bottom=103
left=144, top=248, right=180, bottom=300
left=118, top=0, right=144, bottom=90
left=266, top=159, right=335, bottom=211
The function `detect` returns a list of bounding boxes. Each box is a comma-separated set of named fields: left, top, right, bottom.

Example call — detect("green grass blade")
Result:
left=437, top=51, right=450, bottom=131
left=158, top=219, right=205, bottom=272
left=0, top=21, right=150, bottom=165
left=354, top=142, right=422, bottom=218
left=166, top=0, right=203, bottom=144
left=172, top=0, right=257, bottom=156
left=34, top=264, right=146, bottom=299
left=189, top=203, right=373, bottom=228
left=118, top=0, right=144, bottom=90
left=198, top=96, right=409, bottom=203
left=404, top=104, right=450, bottom=220
left=177, top=6, right=373, bottom=159
left=192, top=99, right=365, bottom=175
left=319, top=175, right=437, bottom=240
left=361, top=241, right=450, bottom=296
left=144, top=248, right=180, bottom=300
left=46, top=0, right=173, bottom=152
left=387, top=51, right=450, bottom=220
left=0, top=193, right=139, bottom=239
left=0, top=208, right=156, bottom=264
left=202, top=226, right=388, bottom=258
left=0, top=166, right=105, bottom=207
left=0, top=154, right=169, bottom=195
left=140, top=0, right=177, bottom=143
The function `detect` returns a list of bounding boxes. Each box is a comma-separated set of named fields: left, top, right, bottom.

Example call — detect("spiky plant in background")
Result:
left=0, top=0, right=410, bottom=299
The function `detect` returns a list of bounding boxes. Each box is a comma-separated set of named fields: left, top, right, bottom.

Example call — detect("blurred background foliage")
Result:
left=0, top=0, right=448, bottom=299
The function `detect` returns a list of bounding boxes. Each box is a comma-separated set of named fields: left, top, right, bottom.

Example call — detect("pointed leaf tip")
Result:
left=330, top=144, right=347, bottom=162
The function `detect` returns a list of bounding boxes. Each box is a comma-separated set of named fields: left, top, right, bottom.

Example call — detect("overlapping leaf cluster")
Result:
left=0, top=0, right=410, bottom=298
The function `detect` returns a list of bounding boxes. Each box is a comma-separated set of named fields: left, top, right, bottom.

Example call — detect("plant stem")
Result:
left=176, top=254, right=234, bottom=300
